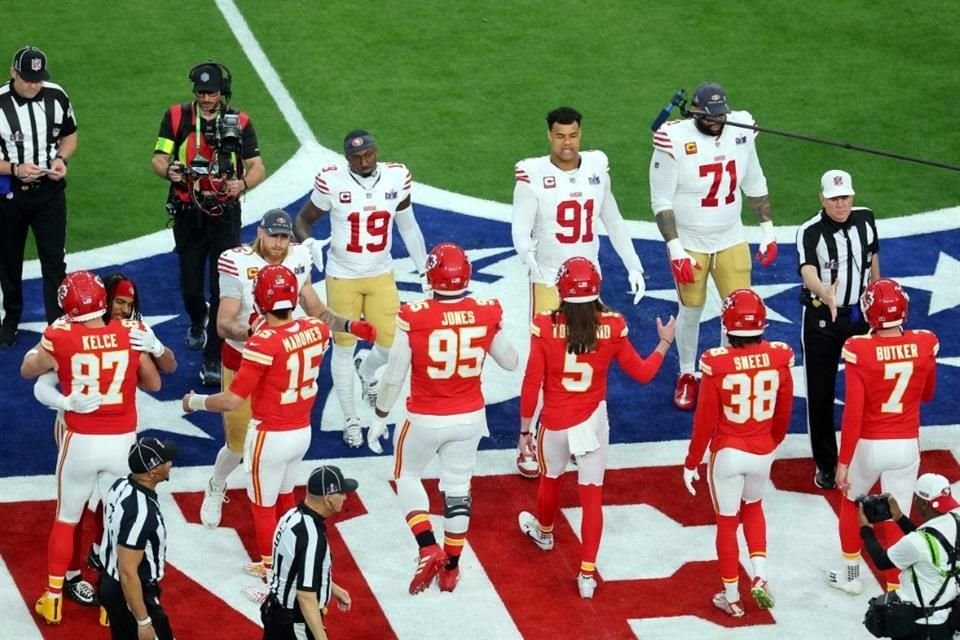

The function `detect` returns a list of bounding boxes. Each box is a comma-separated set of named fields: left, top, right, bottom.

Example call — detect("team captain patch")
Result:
left=684, top=142, right=698, bottom=155
left=246, top=267, right=259, bottom=280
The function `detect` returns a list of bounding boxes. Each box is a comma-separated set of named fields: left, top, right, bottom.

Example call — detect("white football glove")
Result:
left=367, top=415, right=390, bottom=454
left=302, top=237, right=331, bottom=273
left=130, top=325, right=165, bottom=357
left=522, top=241, right=543, bottom=281
left=628, top=268, right=646, bottom=305
left=60, top=389, right=104, bottom=414
left=419, top=272, right=432, bottom=295
left=683, top=467, right=700, bottom=496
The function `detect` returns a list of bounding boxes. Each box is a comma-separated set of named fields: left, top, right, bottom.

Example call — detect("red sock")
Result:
left=249, top=503, right=277, bottom=567
left=839, top=498, right=862, bottom=559
left=69, top=510, right=87, bottom=572
left=47, top=521, right=76, bottom=594
left=881, top=520, right=905, bottom=588
left=578, top=484, right=603, bottom=576
left=716, top=514, right=740, bottom=584
left=740, top=500, right=766, bottom=556
left=405, top=510, right=433, bottom=537
left=443, top=531, right=467, bottom=566
left=276, top=492, right=296, bottom=517
left=536, top=475, right=562, bottom=532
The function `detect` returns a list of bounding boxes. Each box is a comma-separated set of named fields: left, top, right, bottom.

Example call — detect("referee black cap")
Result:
left=12, top=46, right=49, bottom=82
left=129, top=437, right=177, bottom=474
left=308, top=465, right=359, bottom=496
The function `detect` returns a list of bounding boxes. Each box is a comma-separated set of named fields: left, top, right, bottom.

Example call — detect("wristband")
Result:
left=10, top=162, right=18, bottom=178
left=55, top=154, right=69, bottom=166
left=520, top=431, right=532, bottom=436
left=137, top=616, right=152, bottom=627
left=187, top=394, right=209, bottom=411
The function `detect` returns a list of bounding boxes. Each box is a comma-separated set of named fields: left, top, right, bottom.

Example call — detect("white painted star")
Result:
left=18, top=314, right=180, bottom=336
left=897, top=252, right=960, bottom=315
left=136, top=390, right=214, bottom=440
left=643, top=281, right=797, bottom=324
left=939, top=357, right=960, bottom=369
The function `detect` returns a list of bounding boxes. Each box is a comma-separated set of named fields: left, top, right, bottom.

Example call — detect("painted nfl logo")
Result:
left=31, top=58, right=42, bottom=72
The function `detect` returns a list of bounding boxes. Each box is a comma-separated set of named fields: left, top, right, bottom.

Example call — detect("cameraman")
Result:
left=859, top=473, right=960, bottom=640
left=151, top=61, right=265, bottom=386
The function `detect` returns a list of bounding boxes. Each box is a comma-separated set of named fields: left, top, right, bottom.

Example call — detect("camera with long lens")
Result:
left=856, top=494, right=893, bottom=523
left=218, top=113, right=242, bottom=154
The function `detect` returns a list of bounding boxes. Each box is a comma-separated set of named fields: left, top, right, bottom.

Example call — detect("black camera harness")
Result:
left=910, top=513, right=960, bottom=623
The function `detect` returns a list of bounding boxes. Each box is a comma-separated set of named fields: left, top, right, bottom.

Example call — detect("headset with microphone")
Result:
left=188, top=60, right=232, bottom=100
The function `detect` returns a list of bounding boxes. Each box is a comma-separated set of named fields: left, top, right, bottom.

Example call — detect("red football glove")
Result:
left=348, top=320, right=376, bottom=342
left=755, top=241, right=778, bottom=267
left=667, top=239, right=700, bottom=285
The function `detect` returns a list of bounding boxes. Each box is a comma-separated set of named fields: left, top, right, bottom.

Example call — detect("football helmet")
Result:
left=426, top=243, right=471, bottom=295
left=58, top=271, right=107, bottom=322
left=721, top=288, right=766, bottom=337
left=556, top=257, right=601, bottom=303
left=253, top=265, right=298, bottom=314
left=861, top=278, right=908, bottom=330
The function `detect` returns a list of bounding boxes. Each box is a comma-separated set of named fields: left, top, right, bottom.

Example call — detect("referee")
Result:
left=0, top=46, right=77, bottom=347
left=261, top=465, right=356, bottom=640
left=98, top=437, right=177, bottom=640
left=796, top=170, right=879, bottom=490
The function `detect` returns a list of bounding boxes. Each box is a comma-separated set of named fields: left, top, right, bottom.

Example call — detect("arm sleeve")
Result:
left=309, top=172, right=334, bottom=211
left=154, top=108, right=176, bottom=155
left=376, top=327, right=412, bottom=414
left=866, top=211, right=879, bottom=254
left=796, top=225, right=821, bottom=273
left=599, top=185, right=643, bottom=272
left=227, top=360, right=267, bottom=399
left=613, top=338, right=664, bottom=384
left=118, top=493, right=153, bottom=550
left=511, top=182, right=539, bottom=256
left=394, top=206, right=428, bottom=273
left=519, top=334, right=545, bottom=420
left=217, top=253, right=243, bottom=299
left=771, top=364, right=794, bottom=444
left=739, top=143, right=769, bottom=198
left=58, top=92, right=77, bottom=137
left=33, top=371, right=63, bottom=410
left=649, top=149, right=678, bottom=216
left=685, top=374, right=718, bottom=468
left=488, top=329, right=519, bottom=371
left=923, top=338, right=939, bottom=401
left=296, top=528, right=328, bottom=591
left=838, top=360, right=865, bottom=465
left=861, top=526, right=898, bottom=570
left=240, top=117, right=261, bottom=160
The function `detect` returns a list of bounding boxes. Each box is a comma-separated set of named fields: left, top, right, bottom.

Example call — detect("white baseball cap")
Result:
left=914, top=473, right=960, bottom=514
left=821, top=170, right=855, bottom=198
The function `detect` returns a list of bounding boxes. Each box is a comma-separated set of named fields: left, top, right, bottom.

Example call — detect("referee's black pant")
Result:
left=170, top=201, right=241, bottom=361
left=261, top=594, right=324, bottom=640
left=0, top=179, right=67, bottom=327
left=98, top=574, right=174, bottom=640
left=801, top=303, right=869, bottom=474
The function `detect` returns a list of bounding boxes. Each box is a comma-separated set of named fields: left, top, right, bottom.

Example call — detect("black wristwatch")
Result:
left=55, top=154, right=68, bottom=166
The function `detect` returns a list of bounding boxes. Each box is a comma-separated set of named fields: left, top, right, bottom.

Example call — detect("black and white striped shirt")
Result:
left=99, top=476, right=167, bottom=585
left=796, top=207, right=879, bottom=308
left=269, top=503, right=332, bottom=613
left=0, top=80, right=77, bottom=167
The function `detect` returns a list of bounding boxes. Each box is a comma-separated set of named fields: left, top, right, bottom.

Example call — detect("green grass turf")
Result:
left=9, top=1, right=960, bottom=256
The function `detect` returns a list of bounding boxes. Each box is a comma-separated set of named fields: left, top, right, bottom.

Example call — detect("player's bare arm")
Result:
left=746, top=194, right=772, bottom=223
left=217, top=296, right=251, bottom=342
left=299, top=286, right=349, bottom=332
left=20, top=344, right=56, bottom=379
left=655, top=209, right=680, bottom=242
left=117, top=546, right=151, bottom=627
left=294, top=199, right=328, bottom=241
left=136, top=352, right=162, bottom=392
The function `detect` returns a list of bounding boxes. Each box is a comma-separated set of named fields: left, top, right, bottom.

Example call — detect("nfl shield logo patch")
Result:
left=31, top=58, right=42, bottom=72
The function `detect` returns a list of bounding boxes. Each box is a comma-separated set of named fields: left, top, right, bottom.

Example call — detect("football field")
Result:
left=2, top=2, right=960, bottom=639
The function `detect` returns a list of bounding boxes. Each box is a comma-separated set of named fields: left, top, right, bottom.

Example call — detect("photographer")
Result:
left=859, top=474, right=960, bottom=640
left=151, top=61, right=265, bottom=386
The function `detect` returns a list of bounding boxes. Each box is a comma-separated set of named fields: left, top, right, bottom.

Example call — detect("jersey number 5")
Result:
left=346, top=210, right=391, bottom=253
left=722, top=369, right=778, bottom=423
left=561, top=352, right=594, bottom=392
left=555, top=199, right=595, bottom=244
left=281, top=344, right=327, bottom=404
left=71, top=350, right=130, bottom=406
left=428, top=327, right=488, bottom=379
left=699, top=160, right=738, bottom=208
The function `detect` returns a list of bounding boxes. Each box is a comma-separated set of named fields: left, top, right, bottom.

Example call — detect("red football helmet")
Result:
left=861, top=278, right=908, bottom=330
left=556, top=257, right=601, bottom=303
left=426, top=243, right=471, bottom=295
left=721, top=288, right=767, bottom=337
left=253, top=265, right=298, bottom=314
left=58, top=271, right=107, bottom=322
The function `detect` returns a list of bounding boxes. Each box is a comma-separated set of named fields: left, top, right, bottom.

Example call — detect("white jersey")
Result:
left=217, top=243, right=313, bottom=355
left=513, top=150, right=611, bottom=284
left=650, top=110, right=768, bottom=253
left=310, top=161, right=412, bottom=279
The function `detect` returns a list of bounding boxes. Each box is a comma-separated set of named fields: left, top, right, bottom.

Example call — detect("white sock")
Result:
left=332, top=343, right=357, bottom=418
left=675, top=304, right=704, bottom=374
left=65, top=569, right=81, bottom=581
left=724, top=580, right=740, bottom=603
left=752, top=556, right=767, bottom=582
left=211, top=446, right=242, bottom=488
left=845, top=560, right=860, bottom=582
left=359, top=343, right=390, bottom=379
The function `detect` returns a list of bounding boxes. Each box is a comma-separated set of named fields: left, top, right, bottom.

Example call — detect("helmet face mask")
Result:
left=721, top=289, right=766, bottom=337
left=426, top=243, right=471, bottom=295
left=861, top=278, right=908, bottom=330
left=556, top=257, right=601, bottom=303
left=58, top=271, right=107, bottom=322
left=253, top=265, right=298, bottom=314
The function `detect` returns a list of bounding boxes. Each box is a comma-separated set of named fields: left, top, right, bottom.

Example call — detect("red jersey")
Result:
left=838, top=329, right=939, bottom=464
left=229, top=317, right=330, bottom=431
left=521, top=311, right=664, bottom=430
left=685, top=341, right=794, bottom=468
left=40, top=318, right=145, bottom=435
left=398, top=297, right=503, bottom=416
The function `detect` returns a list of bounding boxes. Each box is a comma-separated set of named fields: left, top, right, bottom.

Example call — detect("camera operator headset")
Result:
left=859, top=474, right=960, bottom=640
left=151, top=60, right=266, bottom=386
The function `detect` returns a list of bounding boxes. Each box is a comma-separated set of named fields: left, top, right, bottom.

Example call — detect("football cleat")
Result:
left=827, top=569, right=863, bottom=595
left=34, top=592, right=62, bottom=625
left=674, top=373, right=699, bottom=410
left=712, top=591, right=745, bottom=618
left=814, top=468, right=836, bottom=490
left=243, top=585, right=269, bottom=604
left=354, top=351, right=379, bottom=408
left=577, top=573, right=597, bottom=599
left=200, top=478, right=229, bottom=529
left=518, top=511, right=554, bottom=551
left=186, top=303, right=209, bottom=351
left=439, top=566, right=460, bottom=592
left=64, top=575, right=98, bottom=606
left=87, top=545, right=104, bottom=573
left=750, top=577, right=775, bottom=609
left=516, top=451, right=540, bottom=479
left=343, top=416, right=364, bottom=449
left=409, top=544, right=447, bottom=595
